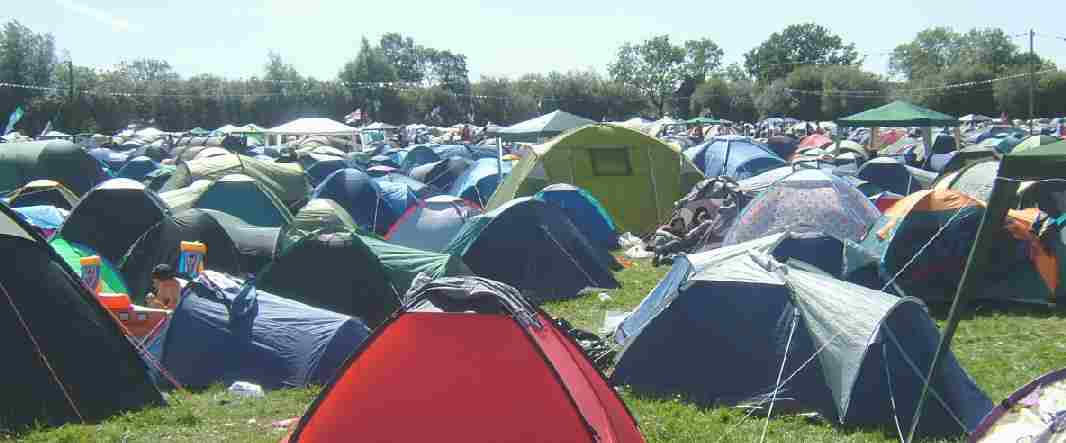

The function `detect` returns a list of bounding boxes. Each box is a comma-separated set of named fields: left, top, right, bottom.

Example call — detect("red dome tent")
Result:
left=286, top=276, right=645, bottom=443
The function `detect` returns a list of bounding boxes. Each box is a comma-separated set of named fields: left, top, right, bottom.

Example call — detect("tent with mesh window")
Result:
left=487, top=124, right=704, bottom=234
left=611, top=237, right=991, bottom=437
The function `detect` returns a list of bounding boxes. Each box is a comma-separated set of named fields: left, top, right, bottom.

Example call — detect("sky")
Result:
left=10, top=0, right=1066, bottom=82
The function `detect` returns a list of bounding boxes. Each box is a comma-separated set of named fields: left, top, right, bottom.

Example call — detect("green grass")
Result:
left=6, top=257, right=1066, bottom=442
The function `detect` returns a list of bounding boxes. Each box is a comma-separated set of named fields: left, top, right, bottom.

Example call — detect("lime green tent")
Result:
left=487, top=124, right=704, bottom=234
left=49, top=236, right=130, bottom=294
left=161, top=153, right=310, bottom=208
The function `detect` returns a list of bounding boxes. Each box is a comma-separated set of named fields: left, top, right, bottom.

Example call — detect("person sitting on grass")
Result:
left=145, top=264, right=181, bottom=310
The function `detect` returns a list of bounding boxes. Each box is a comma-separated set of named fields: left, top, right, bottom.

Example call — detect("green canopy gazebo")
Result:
left=494, top=110, right=596, bottom=143
left=837, top=100, right=961, bottom=155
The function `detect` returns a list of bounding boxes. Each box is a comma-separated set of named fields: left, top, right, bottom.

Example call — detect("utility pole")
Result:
left=1029, top=29, right=1035, bottom=135
left=68, top=60, right=74, bottom=101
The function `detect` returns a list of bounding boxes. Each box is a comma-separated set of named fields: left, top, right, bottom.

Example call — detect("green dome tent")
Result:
left=0, top=140, right=106, bottom=195
left=161, top=153, right=310, bottom=209
left=159, top=174, right=293, bottom=227
left=487, top=124, right=704, bottom=234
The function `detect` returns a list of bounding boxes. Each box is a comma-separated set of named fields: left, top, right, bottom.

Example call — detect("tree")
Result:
left=820, top=65, right=887, bottom=119
left=754, top=80, right=796, bottom=118
left=743, top=23, right=859, bottom=83
left=339, top=37, right=399, bottom=122
left=888, top=27, right=962, bottom=80
left=379, top=33, right=427, bottom=84
left=609, top=35, right=722, bottom=117
left=0, top=20, right=57, bottom=132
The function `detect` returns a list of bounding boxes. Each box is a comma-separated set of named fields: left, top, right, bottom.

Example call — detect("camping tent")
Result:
left=683, top=136, right=785, bottom=180
left=50, top=235, right=129, bottom=295
left=844, top=190, right=1045, bottom=304
left=255, top=230, right=399, bottom=328
left=496, top=110, right=596, bottom=142
left=121, top=209, right=278, bottom=301
left=0, top=204, right=162, bottom=428
left=148, top=271, right=369, bottom=389
left=12, top=205, right=67, bottom=239
left=161, top=153, right=310, bottom=209
left=0, top=140, right=106, bottom=195
left=410, top=156, right=473, bottom=191
left=723, top=169, right=880, bottom=247
left=385, top=195, right=481, bottom=253
left=57, top=179, right=170, bottom=265
left=612, top=240, right=991, bottom=436
left=116, top=156, right=160, bottom=182
left=765, top=135, right=800, bottom=159
left=535, top=183, right=620, bottom=251
left=8, top=179, right=79, bottom=209
left=167, top=174, right=293, bottom=227
left=286, top=275, right=644, bottom=443
left=488, top=124, right=704, bottom=234
left=449, top=157, right=511, bottom=207
left=278, top=198, right=361, bottom=250
left=399, top=144, right=441, bottom=172
left=857, top=157, right=928, bottom=196
left=312, top=168, right=415, bottom=235
left=446, top=197, right=618, bottom=300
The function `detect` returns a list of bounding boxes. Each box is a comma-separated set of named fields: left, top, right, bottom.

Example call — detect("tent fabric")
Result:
left=312, top=168, right=410, bottom=235
left=446, top=197, right=618, bottom=300
left=449, top=157, right=511, bottom=207
left=148, top=271, right=370, bottom=390
left=12, top=205, right=67, bottom=237
left=256, top=231, right=399, bottom=328
left=536, top=183, right=620, bottom=251
left=58, top=179, right=170, bottom=265
left=385, top=195, right=481, bottom=253
left=683, top=136, right=785, bottom=180
left=410, top=156, right=473, bottom=191
left=116, top=156, right=160, bottom=182
left=724, top=169, right=881, bottom=247
left=278, top=198, right=361, bottom=251
left=970, top=368, right=1066, bottom=441
left=765, top=135, right=800, bottom=159
left=372, top=172, right=442, bottom=200
left=0, top=204, right=162, bottom=429
left=189, top=174, right=293, bottom=227
left=611, top=243, right=991, bottom=437
left=857, top=157, right=927, bottom=196
left=288, top=275, right=644, bottom=443
left=121, top=208, right=278, bottom=301
left=305, top=158, right=348, bottom=187
left=161, top=153, right=310, bottom=208
left=358, top=234, right=471, bottom=296
left=49, top=235, right=129, bottom=295
left=497, top=110, right=596, bottom=142
left=488, top=124, right=704, bottom=234
left=943, top=161, right=1000, bottom=202
left=400, top=145, right=441, bottom=171
left=0, top=140, right=106, bottom=195
left=1010, top=135, right=1059, bottom=154
left=798, top=134, right=833, bottom=151
left=267, top=118, right=358, bottom=136
left=837, top=101, right=960, bottom=127
left=844, top=190, right=1040, bottom=304
left=8, top=179, right=80, bottom=210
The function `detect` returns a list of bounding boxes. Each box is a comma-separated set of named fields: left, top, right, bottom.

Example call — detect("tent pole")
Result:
left=497, top=136, right=504, bottom=182
left=904, top=175, right=1020, bottom=442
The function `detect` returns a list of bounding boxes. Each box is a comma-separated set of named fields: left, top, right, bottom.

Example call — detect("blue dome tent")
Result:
left=683, top=136, right=785, bottom=180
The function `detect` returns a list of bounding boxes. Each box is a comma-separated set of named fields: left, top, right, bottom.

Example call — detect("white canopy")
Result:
left=217, top=123, right=266, bottom=134
left=497, top=110, right=595, bottom=136
left=963, top=113, right=993, bottom=121
left=267, top=118, right=358, bottom=136
left=364, top=122, right=398, bottom=130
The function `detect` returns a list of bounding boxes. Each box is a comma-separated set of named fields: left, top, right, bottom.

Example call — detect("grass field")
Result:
left=6, top=257, right=1065, bottom=442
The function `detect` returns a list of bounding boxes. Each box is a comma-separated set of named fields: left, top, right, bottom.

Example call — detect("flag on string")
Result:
left=4, top=106, right=24, bottom=135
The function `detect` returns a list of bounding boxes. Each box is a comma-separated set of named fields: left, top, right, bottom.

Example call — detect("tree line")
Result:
left=2, top=19, right=1064, bottom=135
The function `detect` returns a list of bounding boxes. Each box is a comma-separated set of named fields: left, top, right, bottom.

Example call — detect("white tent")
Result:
left=497, top=110, right=595, bottom=141
left=267, top=118, right=357, bottom=136
left=266, top=118, right=358, bottom=147
left=959, top=114, right=993, bottom=123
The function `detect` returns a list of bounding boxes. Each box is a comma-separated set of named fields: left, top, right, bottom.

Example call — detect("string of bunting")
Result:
left=785, top=68, right=1058, bottom=97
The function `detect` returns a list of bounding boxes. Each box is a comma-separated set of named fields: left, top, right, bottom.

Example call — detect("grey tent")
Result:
left=0, top=140, right=106, bottom=195
left=496, top=110, right=595, bottom=142
left=278, top=198, right=361, bottom=250
left=611, top=234, right=992, bottom=437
